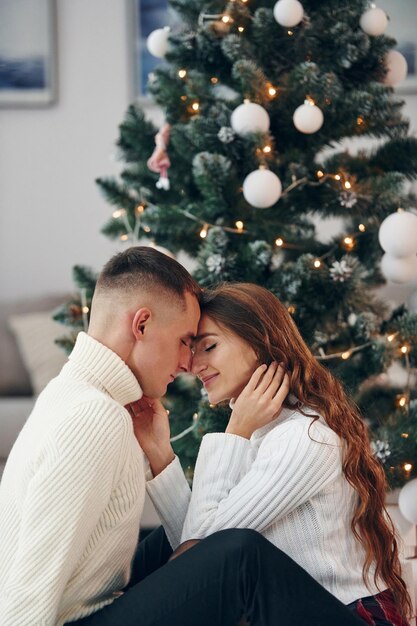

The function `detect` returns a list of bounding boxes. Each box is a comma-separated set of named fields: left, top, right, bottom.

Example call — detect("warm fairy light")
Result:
left=181, top=95, right=187, bottom=101
left=275, top=237, right=284, bottom=247
left=263, top=145, right=272, bottom=153
left=358, top=223, right=366, bottom=232
left=200, top=224, right=209, bottom=239
left=210, top=77, right=218, bottom=84
left=343, top=236, right=354, bottom=248
left=387, top=334, right=396, bottom=342
left=288, top=305, right=296, bottom=314
left=238, top=26, right=245, bottom=32
left=357, top=116, right=364, bottom=126
left=235, top=220, right=244, bottom=231
left=268, top=87, right=277, bottom=96
left=400, top=345, right=408, bottom=354
left=313, top=259, right=321, bottom=268
left=178, top=69, right=187, bottom=78
left=341, top=351, right=351, bottom=360
left=112, top=209, right=125, bottom=218
left=305, top=96, right=315, bottom=106
left=334, top=174, right=341, bottom=181
left=401, top=433, right=409, bottom=438
left=404, top=463, right=413, bottom=472
left=143, top=226, right=151, bottom=233
left=120, top=234, right=129, bottom=241
left=222, top=15, right=231, bottom=23
left=287, top=30, right=294, bottom=35
left=316, top=170, right=324, bottom=178
left=398, top=396, right=407, bottom=407
left=82, top=306, right=89, bottom=314
left=344, top=181, right=352, bottom=189
left=191, top=102, right=200, bottom=111
left=136, top=204, right=145, bottom=214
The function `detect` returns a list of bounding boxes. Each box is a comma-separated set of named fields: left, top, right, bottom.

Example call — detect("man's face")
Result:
left=129, top=291, right=200, bottom=398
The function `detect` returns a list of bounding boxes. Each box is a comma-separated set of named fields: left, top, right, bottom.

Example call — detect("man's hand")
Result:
left=127, top=397, right=175, bottom=476
left=226, top=362, right=290, bottom=440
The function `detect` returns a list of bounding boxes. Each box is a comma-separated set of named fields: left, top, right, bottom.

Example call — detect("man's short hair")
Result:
left=95, top=246, right=201, bottom=307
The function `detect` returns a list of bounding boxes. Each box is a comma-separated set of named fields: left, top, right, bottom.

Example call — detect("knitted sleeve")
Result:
left=0, top=399, right=131, bottom=626
left=181, top=417, right=342, bottom=542
left=146, top=456, right=191, bottom=549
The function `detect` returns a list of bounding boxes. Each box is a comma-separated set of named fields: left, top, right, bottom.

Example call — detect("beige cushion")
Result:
left=8, top=311, right=68, bottom=396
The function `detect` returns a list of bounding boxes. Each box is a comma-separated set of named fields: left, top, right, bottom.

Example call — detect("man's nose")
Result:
left=178, top=344, right=193, bottom=373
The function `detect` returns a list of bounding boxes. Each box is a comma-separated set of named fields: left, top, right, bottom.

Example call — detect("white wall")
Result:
left=1, top=0, right=417, bottom=305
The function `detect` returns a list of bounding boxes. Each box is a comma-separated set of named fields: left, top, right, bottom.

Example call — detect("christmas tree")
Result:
left=55, top=0, right=417, bottom=489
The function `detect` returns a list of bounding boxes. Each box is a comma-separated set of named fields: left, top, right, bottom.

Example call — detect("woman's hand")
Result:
left=129, top=397, right=175, bottom=476
left=226, top=362, right=290, bottom=439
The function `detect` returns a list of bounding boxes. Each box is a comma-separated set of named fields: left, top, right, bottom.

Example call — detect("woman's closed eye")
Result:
left=205, top=343, right=217, bottom=352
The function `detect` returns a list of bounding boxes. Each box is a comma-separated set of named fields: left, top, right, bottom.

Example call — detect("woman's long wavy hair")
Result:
left=200, top=282, right=412, bottom=620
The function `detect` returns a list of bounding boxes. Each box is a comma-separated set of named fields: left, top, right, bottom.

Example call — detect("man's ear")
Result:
left=132, top=308, right=151, bottom=340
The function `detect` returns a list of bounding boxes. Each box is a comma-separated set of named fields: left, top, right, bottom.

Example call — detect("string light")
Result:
left=313, top=259, right=321, bottom=268
left=287, top=30, right=294, bottom=35
left=210, top=77, right=218, bottom=84
left=112, top=209, right=125, bottom=218
left=341, top=351, right=351, bottom=360
left=181, top=95, right=187, bottom=101
left=357, top=116, right=364, bottom=126
left=200, top=223, right=209, bottom=238
left=82, top=306, right=89, bottom=314
left=222, top=15, right=232, bottom=23
left=178, top=69, right=187, bottom=78
left=268, top=86, right=277, bottom=96
left=191, top=101, right=200, bottom=111
left=401, top=433, right=409, bottom=438
left=143, top=225, right=151, bottom=233
left=238, top=26, right=245, bottom=32
left=404, top=463, right=412, bottom=472
left=136, top=204, right=145, bottom=214
left=342, top=236, right=355, bottom=250
left=275, top=237, right=284, bottom=247
left=400, top=345, right=408, bottom=354
left=397, top=395, right=407, bottom=408
left=316, top=170, right=324, bottom=178
left=334, top=174, right=341, bottom=181
left=358, top=223, right=366, bottom=232
left=344, top=181, right=352, bottom=189
left=235, top=220, right=244, bottom=231
left=120, top=234, right=129, bottom=241
left=263, top=145, right=272, bottom=153
left=287, top=305, right=296, bottom=314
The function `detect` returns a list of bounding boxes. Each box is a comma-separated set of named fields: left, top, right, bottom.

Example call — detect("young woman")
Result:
left=138, top=283, right=412, bottom=626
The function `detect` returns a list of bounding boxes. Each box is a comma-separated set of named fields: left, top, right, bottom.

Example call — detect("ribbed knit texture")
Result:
left=148, top=407, right=385, bottom=605
left=0, top=332, right=146, bottom=626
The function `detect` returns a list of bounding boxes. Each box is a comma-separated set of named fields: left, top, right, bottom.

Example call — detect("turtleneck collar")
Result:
left=68, top=332, right=143, bottom=406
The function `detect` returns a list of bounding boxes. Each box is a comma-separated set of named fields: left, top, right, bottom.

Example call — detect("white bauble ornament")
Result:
left=147, top=27, right=170, bottom=58
left=231, top=102, right=270, bottom=136
left=384, top=50, right=408, bottom=86
left=293, top=100, right=324, bottom=134
left=380, top=253, right=417, bottom=284
left=360, top=7, right=388, bottom=36
left=378, top=211, right=417, bottom=258
left=398, top=478, right=417, bottom=524
left=273, top=0, right=304, bottom=27
left=243, top=169, right=282, bottom=208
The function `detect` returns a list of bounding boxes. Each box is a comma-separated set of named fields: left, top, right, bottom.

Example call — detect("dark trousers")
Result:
left=68, top=527, right=365, bottom=626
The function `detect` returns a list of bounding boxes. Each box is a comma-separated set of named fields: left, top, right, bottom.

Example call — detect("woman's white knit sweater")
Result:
left=0, top=332, right=146, bottom=626
left=147, top=406, right=385, bottom=605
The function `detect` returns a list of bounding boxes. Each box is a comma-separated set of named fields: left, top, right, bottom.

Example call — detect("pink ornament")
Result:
left=147, top=123, right=171, bottom=190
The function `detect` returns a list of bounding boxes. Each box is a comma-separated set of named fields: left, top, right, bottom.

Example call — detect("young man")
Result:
left=0, top=247, right=364, bottom=626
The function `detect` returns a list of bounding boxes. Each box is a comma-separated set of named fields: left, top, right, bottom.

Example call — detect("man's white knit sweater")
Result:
left=0, top=332, right=146, bottom=626
left=147, top=406, right=385, bottom=606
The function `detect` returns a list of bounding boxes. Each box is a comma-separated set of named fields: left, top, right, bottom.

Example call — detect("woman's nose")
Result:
left=191, top=354, right=206, bottom=376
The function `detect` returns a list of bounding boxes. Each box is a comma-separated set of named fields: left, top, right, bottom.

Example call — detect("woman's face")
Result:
left=191, top=314, right=259, bottom=404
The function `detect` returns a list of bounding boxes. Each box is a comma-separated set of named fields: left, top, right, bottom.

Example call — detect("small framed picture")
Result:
left=130, top=0, right=180, bottom=100
left=379, top=0, right=417, bottom=94
left=0, top=0, right=57, bottom=107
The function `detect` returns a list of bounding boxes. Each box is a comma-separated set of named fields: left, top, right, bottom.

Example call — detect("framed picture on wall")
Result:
left=0, top=0, right=57, bottom=107
left=130, top=0, right=181, bottom=100
left=379, top=0, right=417, bottom=94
